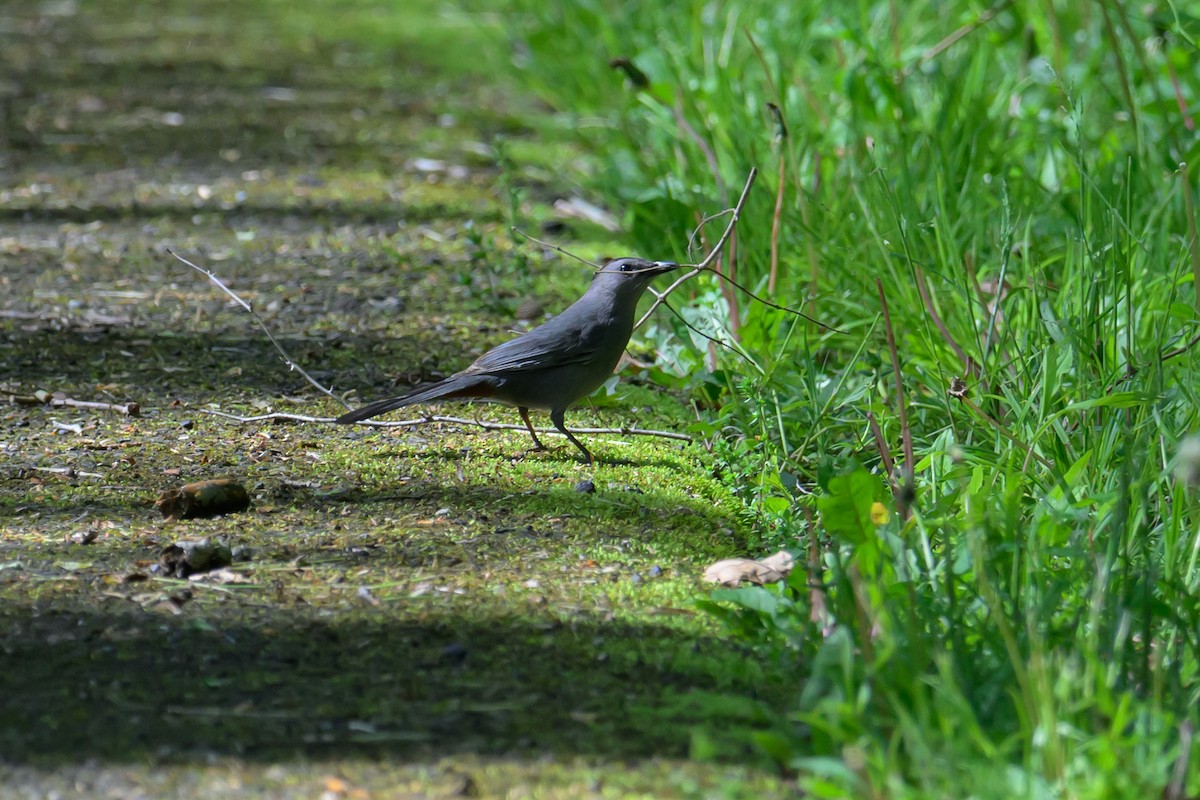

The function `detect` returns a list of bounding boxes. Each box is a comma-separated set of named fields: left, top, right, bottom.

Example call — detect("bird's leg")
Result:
left=550, top=408, right=594, bottom=465
left=518, top=407, right=547, bottom=451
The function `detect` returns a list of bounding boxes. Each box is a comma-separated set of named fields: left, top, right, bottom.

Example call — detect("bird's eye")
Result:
left=620, top=262, right=633, bottom=272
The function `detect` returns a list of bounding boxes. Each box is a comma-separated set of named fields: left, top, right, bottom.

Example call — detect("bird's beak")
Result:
left=650, top=261, right=679, bottom=274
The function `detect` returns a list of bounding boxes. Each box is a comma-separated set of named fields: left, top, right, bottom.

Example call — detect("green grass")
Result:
left=497, top=0, right=1200, bottom=796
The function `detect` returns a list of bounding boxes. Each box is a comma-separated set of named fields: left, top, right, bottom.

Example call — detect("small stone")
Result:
left=648, top=565, right=663, bottom=578
left=574, top=479, right=596, bottom=494
left=440, top=642, right=468, bottom=664
left=159, top=537, right=233, bottom=578
left=69, top=529, right=98, bottom=545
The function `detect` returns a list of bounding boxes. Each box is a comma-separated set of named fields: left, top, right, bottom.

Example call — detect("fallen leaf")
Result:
left=323, top=776, right=350, bottom=794
left=189, top=567, right=250, bottom=584
left=759, top=550, right=795, bottom=573
left=703, top=550, right=795, bottom=586
left=68, top=528, right=99, bottom=545
left=156, top=477, right=250, bottom=520
left=159, top=537, right=233, bottom=578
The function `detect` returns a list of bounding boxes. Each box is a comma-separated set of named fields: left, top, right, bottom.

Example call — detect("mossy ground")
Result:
left=0, top=1, right=793, bottom=797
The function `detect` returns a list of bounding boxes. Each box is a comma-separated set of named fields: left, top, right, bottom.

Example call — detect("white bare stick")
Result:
left=168, top=250, right=351, bottom=409
left=637, top=167, right=844, bottom=334
left=510, top=229, right=603, bottom=269
left=198, top=409, right=692, bottom=443
left=636, top=168, right=758, bottom=330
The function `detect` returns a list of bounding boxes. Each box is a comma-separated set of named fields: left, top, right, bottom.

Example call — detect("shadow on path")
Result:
left=0, top=600, right=778, bottom=766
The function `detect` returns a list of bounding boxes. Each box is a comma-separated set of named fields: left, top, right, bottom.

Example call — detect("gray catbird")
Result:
left=336, top=257, right=678, bottom=462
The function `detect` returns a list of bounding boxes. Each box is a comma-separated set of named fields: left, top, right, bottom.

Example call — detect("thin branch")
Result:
left=168, top=250, right=350, bottom=409
left=865, top=410, right=895, bottom=478
left=1160, top=329, right=1200, bottom=362
left=697, top=264, right=845, bottom=332
left=662, top=300, right=741, bottom=357
left=198, top=409, right=692, bottom=443
left=53, top=397, right=141, bottom=416
left=636, top=167, right=844, bottom=335
left=905, top=0, right=1012, bottom=77
left=955, top=394, right=1054, bottom=470
left=687, top=209, right=733, bottom=256
left=30, top=466, right=105, bottom=479
left=636, top=168, right=757, bottom=329
left=1, top=389, right=140, bottom=416
left=693, top=168, right=757, bottom=272
left=509, top=229, right=602, bottom=269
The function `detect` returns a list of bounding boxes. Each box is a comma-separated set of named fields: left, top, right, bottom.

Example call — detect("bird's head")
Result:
left=591, top=257, right=678, bottom=298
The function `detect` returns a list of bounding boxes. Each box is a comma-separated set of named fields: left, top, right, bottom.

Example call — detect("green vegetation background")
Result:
left=497, top=0, right=1200, bottom=796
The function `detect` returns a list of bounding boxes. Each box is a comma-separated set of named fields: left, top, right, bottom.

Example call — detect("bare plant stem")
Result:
left=769, top=153, right=785, bottom=295
left=169, top=250, right=351, bottom=409
left=198, top=409, right=691, bottom=443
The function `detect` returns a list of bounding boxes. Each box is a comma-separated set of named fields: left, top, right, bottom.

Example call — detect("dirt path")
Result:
left=0, top=2, right=789, bottom=796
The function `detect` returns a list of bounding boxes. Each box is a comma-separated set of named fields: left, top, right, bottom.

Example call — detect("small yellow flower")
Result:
left=870, top=502, right=890, bottom=525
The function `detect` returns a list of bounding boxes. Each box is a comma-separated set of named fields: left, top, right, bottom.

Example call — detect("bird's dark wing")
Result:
left=463, top=313, right=601, bottom=375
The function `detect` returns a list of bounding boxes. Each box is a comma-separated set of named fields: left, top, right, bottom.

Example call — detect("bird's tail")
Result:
left=335, top=374, right=501, bottom=424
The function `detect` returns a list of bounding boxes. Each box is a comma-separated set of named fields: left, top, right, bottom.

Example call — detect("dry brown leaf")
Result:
left=159, top=537, right=233, bottom=578
left=703, top=550, right=795, bottom=587
left=156, top=477, right=250, bottom=520
left=189, top=567, right=250, bottom=584
left=759, top=550, right=795, bottom=574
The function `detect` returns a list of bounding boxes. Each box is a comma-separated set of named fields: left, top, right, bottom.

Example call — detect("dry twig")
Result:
left=52, top=397, right=140, bottom=415
left=1, top=388, right=139, bottom=416
left=637, top=168, right=844, bottom=334
left=1161, top=330, right=1200, bottom=362
left=904, top=0, right=1012, bottom=77
left=168, top=250, right=350, bottom=409
left=508, top=230, right=601, bottom=269
left=199, top=409, right=692, bottom=443
left=636, top=168, right=758, bottom=329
